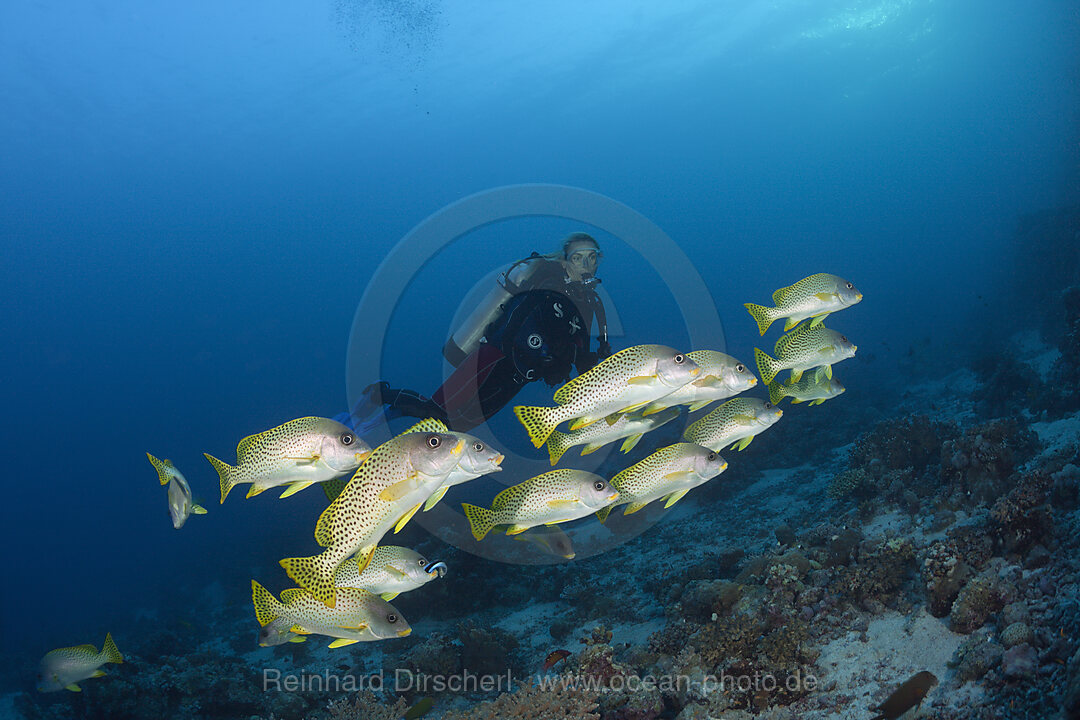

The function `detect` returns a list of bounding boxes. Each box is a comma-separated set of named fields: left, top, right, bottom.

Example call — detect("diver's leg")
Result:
left=383, top=388, right=448, bottom=423
left=344, top=381, right=448, bottom=430
left=475, top=360, right=527, bottom=423
left=432, top=344, right=509, bottom=431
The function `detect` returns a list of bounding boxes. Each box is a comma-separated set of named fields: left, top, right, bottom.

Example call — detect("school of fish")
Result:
left=39, top=272, right=861, bottom=693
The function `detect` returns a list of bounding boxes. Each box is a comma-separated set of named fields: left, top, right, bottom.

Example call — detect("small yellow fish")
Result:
left=252, top=581, right=410, bottom=648
left=682, top=397, right=783, bottom=452
left=147, top=452, right=184, bottom=486
left=754, top=323, right=856, bottom=385
left=206, top=417, right=372, bottom=503
left=147, top=453, right=207, bottom=529
left=768, top=367, right=845, bottom=405
left=462, top=469, right=618, bottom=540
left=514, top=344, right=700, bottom=448
left=257, top=617, right=307, bottom=647
left=639, top=350, right=758, bottom=415
left=37, top=633, right=123, bottom=692
left=280, top=423, right=471, bottom=607
left=546, top=406, right=680, bottom=465
left=744, top=273, right=862, bottom=335
left=334, top=546, right=444, bottom=601
left=513, top=525, right=576, bottom=559
left=597, top=443, right=728, bottom=522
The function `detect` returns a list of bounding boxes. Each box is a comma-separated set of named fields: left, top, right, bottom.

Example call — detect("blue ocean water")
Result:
left=2, top=1, right=1078, bottom=718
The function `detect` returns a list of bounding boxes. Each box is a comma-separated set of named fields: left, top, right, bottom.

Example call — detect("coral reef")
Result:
left=831, top=537, right=915, bottom=609
left=921, top=539, right=974, bottom=618
left=327, top=693, right=409, bottom=720
left=948, top=567, right=1014, bottom=634
left=849, top=414, right=957, bottom=486
left=940, top=418, right=1040, bottom=503
left=826, top=468, right=870, bottom=500
left=988, top=470, right=1052, bottom=555
left=18, top=651, right=299, bottom=720
left=440, top=680, right=600, bottom=720
left=403, top=621, right=520, bottom=680
left=951, top=628, right=1004, bottom=682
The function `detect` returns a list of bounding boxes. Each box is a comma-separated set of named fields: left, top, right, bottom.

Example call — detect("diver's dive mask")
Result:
left=566, top=247, right=600, bottom=281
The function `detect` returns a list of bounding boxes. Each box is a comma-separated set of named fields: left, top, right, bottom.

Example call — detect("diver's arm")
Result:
left=574, top=291, right=611, bottom=374
left=442, top=255, right=551, bottom=367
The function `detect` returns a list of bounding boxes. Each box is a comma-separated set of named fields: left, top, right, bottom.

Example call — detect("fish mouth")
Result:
left=493, top=454, right=505, bottom=467
left=451, top=439, right=465, bottom=457
left=854, top=292, right=863, bottom=301
left=397, top=628, right=413, bottom=637
left=355, top=450, right=372, bottom=464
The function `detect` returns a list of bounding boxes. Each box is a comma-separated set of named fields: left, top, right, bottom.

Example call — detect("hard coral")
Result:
left=988, top=470, right=1052, bottom=554
left=949, top=569, right=1014, bottom=634
left=404, top=633, right=463, bottom=678
left=970, top=353, right=1046, bottom=419
left=952, top=628, right=1004, bottom=682
left=922, top=540, right=973, bottom=618
left=832, top=537, right=915, bottom=608
left=457, top=620, right=520, bottom=676
left=827, top=468, right=871, bottom=500
left=849, top=414, right=957, bottom=482
left=328, top=693, right=410, bottom=720
left=940, top=418, right=1040, bottom=504
left=440, top=679, right=600, bottom=720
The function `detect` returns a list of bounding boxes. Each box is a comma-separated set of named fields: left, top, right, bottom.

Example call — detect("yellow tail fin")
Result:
left=754, top=348, right=781, bottom=385
left=767, top=380, right=789, bottom=406
left=146, top=453, right=170, bottom=486
left=279, top=552, right=340, bottom=607
left=204, top=453, right=239, bottom=504
left=250, top=580, right=282, bottom=627
left=744, top=303, right=775, bottom=336
left=546, top=431, right=569, bottom=466
left=461, top=503, right=497, bottom=541
left=513, top=405, right=561, bottom=448
left=101, top=632, right=123, bottom=665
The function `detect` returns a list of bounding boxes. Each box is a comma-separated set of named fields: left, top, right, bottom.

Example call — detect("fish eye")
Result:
left=418, top=558, right=427, bottom=566
left=840, top=335, right=848, bottom=343
left=764, top=402, right=773, bottom=409
left=473, top=441, right=484, bottom=452
left=707, top=452, right=717, bottom=461
left=387, top=613, right=398, bottom=623
left=845, top=282, right=853, bottom=289
left=674, top=354, right=685, bottom=364
left=427, top=435, right=441, bottom=448
left=341, top=433, right=354, bottom=445
left=735, top=363, right=745, bottom=372
left=593, top=481, right=606, bottom=491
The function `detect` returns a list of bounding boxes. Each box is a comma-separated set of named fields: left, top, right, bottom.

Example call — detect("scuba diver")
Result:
left=350, top=233, right=612, bottom=432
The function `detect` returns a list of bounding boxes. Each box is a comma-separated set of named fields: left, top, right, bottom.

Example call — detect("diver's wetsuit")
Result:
left=356, top=257, right=610, bottom=432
